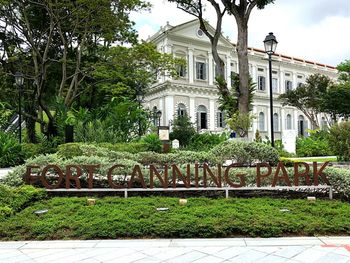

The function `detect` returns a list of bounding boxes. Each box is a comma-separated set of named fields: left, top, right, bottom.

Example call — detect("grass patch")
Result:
left=1, top=197, right=350, bottom=240
left=281, top=156, right=338, bottom=163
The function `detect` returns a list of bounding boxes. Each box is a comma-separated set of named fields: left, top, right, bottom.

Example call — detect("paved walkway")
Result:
left=0, top=167, right=12, bottom=180
left=1, top=237, right=350, bottom=263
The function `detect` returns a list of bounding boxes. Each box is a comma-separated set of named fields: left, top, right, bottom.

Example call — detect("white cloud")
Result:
left=131, top=0, right=350, bottom=66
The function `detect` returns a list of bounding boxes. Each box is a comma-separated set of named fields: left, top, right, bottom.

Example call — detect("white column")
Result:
left=164, top=44, right=173, bottom=81
left=281, top=108, right=285, bottom=131
left=252, top=65, right=257, bottom=83
left=226, top=55, right=231, bottom=88
left=292, top=72, right=297, bottom=90
left=209, top=99, right=215, bottom=131
left=294, top=110, right=299, bottom=132
left=165, top=96, right=174, bottom=126
left=189, top=97, right=196, bottom=122
left=252, top=105, right=258, bottom=133
left=280, top=69, right=284, bottom=93
left=159, top=97, right=164, bottom=124
left=188, top=48, right=194, bottom=84
left=208, top=52, right=213, bottom=85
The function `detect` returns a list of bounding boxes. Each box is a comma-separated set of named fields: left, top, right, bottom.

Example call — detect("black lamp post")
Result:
left=263, top=32, right=278, bottom=147
left=136, top=88, right=144, bottom=138
left=156, top=110, right=162, bottom=135
left=15, top=71, right=24, bottom=144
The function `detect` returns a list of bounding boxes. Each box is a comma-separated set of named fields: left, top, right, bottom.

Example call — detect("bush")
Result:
left=57, top=143, right=83, bottom=159
left=95, top=142, right=148, bottom=153
left=296, top=130, right=333, bottom=157
left=0, top=131, right=24, bottom=167
left=186, top=132, right=227, bottom=152
left=170, top=115, right=196, bottom=147
left=210, top=140, right=279, bottom=165
left=329, top=122, right=350, bottom=161
left=141, top=133, right=162, bottom=153
left=0, top=185, right=46, bottom=220
left=21, top=143, right=45, bottom=159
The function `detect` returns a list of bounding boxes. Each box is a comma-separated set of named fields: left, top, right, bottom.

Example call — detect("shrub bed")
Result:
left=1, top=197, right=350, bottom=240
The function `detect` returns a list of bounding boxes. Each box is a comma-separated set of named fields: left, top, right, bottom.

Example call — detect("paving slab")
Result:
left=0, top=238, right=349, bottom=262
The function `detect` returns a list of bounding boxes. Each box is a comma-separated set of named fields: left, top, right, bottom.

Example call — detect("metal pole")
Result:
left=268, top=54, right=274, bottom=147
left=18, top=85, right=22, bottom=144
left=138, top=100, right=141, bottom=138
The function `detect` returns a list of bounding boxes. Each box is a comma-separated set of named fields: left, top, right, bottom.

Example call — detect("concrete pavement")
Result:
left=0, top=167, right=12, bottom=180
left=0, top=237, right=350, bottom=263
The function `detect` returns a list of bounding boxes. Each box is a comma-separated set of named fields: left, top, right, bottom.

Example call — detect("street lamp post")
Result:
left=263, top=32, right=278, bottom=148
left=156, top=110, right=162, bottom=135
left=15, top=72, right=24, bottom=144
left=136, top=87, right=144, bottom=138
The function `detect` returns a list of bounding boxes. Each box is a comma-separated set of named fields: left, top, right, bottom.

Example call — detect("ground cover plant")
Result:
left=1, top=197, right=350, bottom=240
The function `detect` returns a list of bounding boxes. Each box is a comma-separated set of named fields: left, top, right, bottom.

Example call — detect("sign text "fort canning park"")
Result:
left=25, top=162, right=330, bottom=190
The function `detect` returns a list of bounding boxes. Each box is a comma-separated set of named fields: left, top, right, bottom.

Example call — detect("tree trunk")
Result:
left=236, top=22, right=250, bottom=114
left=24, top=103, right=37, bottom=143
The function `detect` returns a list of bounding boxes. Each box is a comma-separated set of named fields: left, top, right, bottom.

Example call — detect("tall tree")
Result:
left=279, top=74, right=332, bottom=129
left=168, top=0, right=274, bottom=114
left=0, top=0, right=149, bottom=138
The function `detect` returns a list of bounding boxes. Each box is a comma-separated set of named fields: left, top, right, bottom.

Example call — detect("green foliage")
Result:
left=210, top=140, right=279, bottom=165
left=279, top=74, right=332, bottom=128
left=186, top=132, right=227, bottom=152
left=0, top=185, right=46, bottom=220
left=337, top=59, right=350, bottom=82
left=21, top=143, right=47, bottom=159
left=141, top=133, right=162, bottom=153
left=296, top=130, right=333, bottom=157
left=0, top=131, right=24, bottom=167
left=170, top=115, right=196, bottom=147
left=57, top=143, right=84, bottom=159
left=2, top=196, right=350, bottom=240
left=329, top=122, right=350, bottom=161
left=226, top=112, right=254, bottom=138
left=321, top=82, right=350, bottom=119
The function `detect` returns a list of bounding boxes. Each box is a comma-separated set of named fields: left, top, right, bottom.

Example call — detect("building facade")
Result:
left=144, top=20, right=337, bottom=150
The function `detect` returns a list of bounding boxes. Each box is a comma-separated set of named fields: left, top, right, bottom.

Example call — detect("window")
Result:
left=258, top=76, right=266, bottom=91
left=196, top=61, right=207, bottom=80
left=217, top=111, right=225, bottom=128
left=272, top=78, right=278, bottom=93
left=259, top=112, right=265, bottom=131
left=177, top=64, right=186, bottom=78
left=177, top=103, right=187, bottom=117
left=285, top=80, right=293, bottom=92
left=197, top=105, right=207, bottom=130
left=286, top=114, right=292, bottom=130
left=298, top=115, right=307, bottom=137
left=273, top=113, right=279, bottom=131
left=297, top=82, right=303, bottom=88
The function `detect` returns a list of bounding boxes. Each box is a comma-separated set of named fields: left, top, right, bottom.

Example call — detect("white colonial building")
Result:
left=144, top=20, right=337, bottom=151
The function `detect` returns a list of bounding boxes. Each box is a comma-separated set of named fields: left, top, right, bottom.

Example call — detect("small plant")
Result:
left=0, top=131, right=24, bottom=167
left=141, top=133, right=162, bottom=153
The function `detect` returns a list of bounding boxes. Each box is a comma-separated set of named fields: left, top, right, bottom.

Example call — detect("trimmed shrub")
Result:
left=210, top=140, right=279, bottom=165
left=186, top=132, right=227, bottom=152
left=57, top=143, right=83, bottom=159
left=0, top=185, right=46, bottom=220
left=96, top=142, right=148, bottom=154
left=141, top=133, right=162, bottom=153
left=296, top=130, right=333, bottom=157
left=0, top=131, right=24, bottom=167
left=329, top=122, right=350, bottom=161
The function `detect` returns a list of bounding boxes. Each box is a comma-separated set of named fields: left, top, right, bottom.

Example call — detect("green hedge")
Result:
left=0, top=131, right=24, bottom=167
left=0, top=185, right=46, bottom=220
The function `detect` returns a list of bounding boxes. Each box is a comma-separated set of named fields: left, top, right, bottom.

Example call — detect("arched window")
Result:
left=259, top=112, right=265, bottom=131
left=197, top=105, right=207, bottom=130
left=273, top=113, right=279, bottom=131
left=298, top=115, right=306, bottom=136
left=286, top=114, right=292, bottom=130
left=177, top=103, right=187, bottom=117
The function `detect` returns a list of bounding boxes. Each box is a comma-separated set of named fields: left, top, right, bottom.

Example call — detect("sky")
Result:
left=130, top=0, right=350, bottom=67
